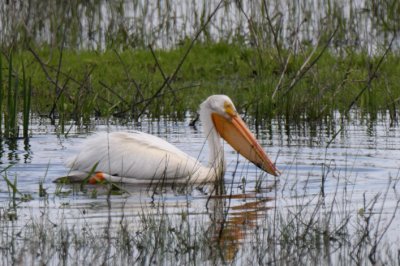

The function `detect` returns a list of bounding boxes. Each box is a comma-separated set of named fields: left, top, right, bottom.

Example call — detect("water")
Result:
left=0, top=112, right=399, bottom=264
left=1, top=0, right=399, bottom=52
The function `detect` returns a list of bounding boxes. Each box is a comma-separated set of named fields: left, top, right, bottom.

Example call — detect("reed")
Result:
left=0, top=166, right=33, bottom=222
left=9, top=42, right=399, bottom=129
left=0, top=163, right=398, bottom=265
left=1, top=0, right=397, bottom=52
left=0, top=54, right=33, bottom=139
left=4, top=54, right=13, bottom=138
left=0, top=55, right=2, bottom=136
left=3, top=54, right=16, bottom=139
left=1, top=2, right=400, bottom=263
left=22, top=61, right=32, bottom=139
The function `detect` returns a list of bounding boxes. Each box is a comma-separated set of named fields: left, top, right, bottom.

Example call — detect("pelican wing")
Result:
left=66, top=132, right=203, bottom=181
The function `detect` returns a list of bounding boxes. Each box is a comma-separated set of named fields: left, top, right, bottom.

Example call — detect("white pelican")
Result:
left=63, top=95, right=280, bottom=184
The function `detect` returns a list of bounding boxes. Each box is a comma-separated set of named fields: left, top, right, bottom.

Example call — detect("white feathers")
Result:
left=66, top=131, right=208, bottom=182
left=64, top=95, right=239, bottom=183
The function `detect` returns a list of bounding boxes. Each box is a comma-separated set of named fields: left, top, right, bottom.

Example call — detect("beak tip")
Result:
left=258, top=162, right=280, bottom=176
left=269, top=168, right=281, bottom=177
left=273, top=169, right=281, bottom=176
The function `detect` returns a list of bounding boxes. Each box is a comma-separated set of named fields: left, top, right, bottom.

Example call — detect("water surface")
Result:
left=0, top=112, right=399, bottom=265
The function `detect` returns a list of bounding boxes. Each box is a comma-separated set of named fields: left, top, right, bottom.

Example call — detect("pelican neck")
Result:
left=199, top=108, right=224, bottom=172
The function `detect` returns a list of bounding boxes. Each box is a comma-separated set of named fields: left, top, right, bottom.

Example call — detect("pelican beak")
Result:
left=212, top=113, right=280, bottom=176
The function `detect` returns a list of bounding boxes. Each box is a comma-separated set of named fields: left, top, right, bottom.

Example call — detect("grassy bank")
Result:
left=1, top=41, right=400, bottom=136
left=1, top=0, right=400, bottom=137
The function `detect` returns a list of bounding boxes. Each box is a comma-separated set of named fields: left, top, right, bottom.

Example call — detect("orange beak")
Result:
left=212, top=113, right=280, bottom=176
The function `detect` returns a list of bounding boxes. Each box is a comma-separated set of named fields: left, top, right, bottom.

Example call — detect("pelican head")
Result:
left=199, top=95, right=280, bottom=176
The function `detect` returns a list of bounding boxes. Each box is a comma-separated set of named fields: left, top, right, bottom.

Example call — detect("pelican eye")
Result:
left=224, top=101, right=236, bottom=117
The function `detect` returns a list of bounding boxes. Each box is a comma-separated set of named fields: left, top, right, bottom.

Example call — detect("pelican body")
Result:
left=64, top=95, right=280, bottom=184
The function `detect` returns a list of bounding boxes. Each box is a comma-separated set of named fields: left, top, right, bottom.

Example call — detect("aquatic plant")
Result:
left=0, top=0, right=399, bottom=129
left=0, top=1, right=399, bottom=264
left=0, top=158, right=398, bottom=265
left=0, top=55, right=2, bottom=136
left=22, top=61, right=32, bottom=139
left=0, top=53, right=32, bottom=140
left=4, top=53, right=18, bottom=139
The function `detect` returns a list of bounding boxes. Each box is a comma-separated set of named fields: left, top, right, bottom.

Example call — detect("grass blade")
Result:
left=0, top=54, right=2, bottom=136
left=22, top=61, right=31, bottom=139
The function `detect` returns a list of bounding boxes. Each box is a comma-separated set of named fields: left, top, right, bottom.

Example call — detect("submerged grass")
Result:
left=0, top=158, right=398, bottom=265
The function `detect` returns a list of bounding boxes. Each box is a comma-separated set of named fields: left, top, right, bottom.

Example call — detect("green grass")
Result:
left=1, top=42, right=399, bottom=134
left=0, top=0, right=399, bottom=134
left=0, top=1, right=399, bottom=264
left=22, top=61, right=32, bottom=139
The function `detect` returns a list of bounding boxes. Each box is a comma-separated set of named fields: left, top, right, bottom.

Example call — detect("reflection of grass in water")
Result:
left=0, top=162, right=399, bottom=265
